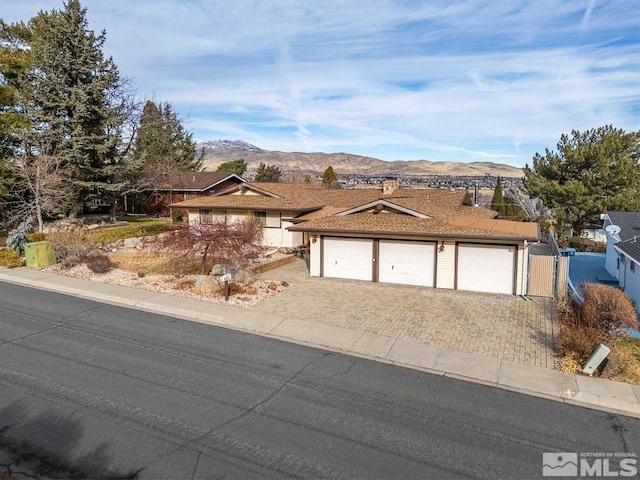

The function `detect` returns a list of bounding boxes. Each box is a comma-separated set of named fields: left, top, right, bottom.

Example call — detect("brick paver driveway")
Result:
left=255, top=260, right=557, bottom=368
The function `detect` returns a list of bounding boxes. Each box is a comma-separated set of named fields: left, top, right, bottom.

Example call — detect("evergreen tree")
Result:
left=9, top=0, right=129, bottom=214
left=133, top=100, right=200, bottom=173
left=323, top=166, right=338, bottom=187
left=524, top=126, right=640, bottom=235
left=254, top=163, right=281, bottom=182
left=216, top=159, right=247, bottom=176
left=255, top=163, right=281, bottom=182
left=491, top=176, right=504, bottom=216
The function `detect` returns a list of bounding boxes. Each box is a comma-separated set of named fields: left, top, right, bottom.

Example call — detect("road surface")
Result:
left=0, top=281, right=638, bottom=479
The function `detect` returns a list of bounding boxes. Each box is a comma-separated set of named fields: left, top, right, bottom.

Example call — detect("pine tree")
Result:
left=12, top=0, right=129, bottom=213
left=491, top=176, right=504, bottom=216
left=132, top=100, right=200, bottom=173
left=323, top=166, right=338, bottom=187
left=254, top=163, right=281, bottom=182
left=216, top=159, right=247, bottom=176
left=524, top=126, right=640, bottom=234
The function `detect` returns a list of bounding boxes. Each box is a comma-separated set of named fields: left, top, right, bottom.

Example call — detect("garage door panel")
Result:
left=457, top=244, right=515, bottom=294
left=323, top=237, right=373, bottom=281
left=379, top=240, right=435, bottom=287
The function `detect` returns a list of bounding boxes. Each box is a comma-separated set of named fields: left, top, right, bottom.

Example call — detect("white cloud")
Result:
left=2, top=0, right=639, bottom=165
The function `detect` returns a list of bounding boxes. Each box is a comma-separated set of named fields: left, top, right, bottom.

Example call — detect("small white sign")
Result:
left=220, top=273, right=232, bottom=282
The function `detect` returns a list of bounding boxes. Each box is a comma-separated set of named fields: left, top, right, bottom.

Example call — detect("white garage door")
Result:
left=457, top=244, right=516, bottom=294
left=379, top=240, right=435, bottom=286
left=323, top=237, right=373, bottom=281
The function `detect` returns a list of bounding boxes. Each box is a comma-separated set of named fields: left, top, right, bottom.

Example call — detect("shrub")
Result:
left=50, top=231, right=92, bottom=268
left=581, top=283, right=638, bottom=332
left=7, top=221, right=33, bottom=254
left=567, top=236, right=583, bottom=250
left=86, top=252, right=113, bottom=273
left=171, top=211, right=183, bottom=222
left=0, top=249, right=23, bottom=268
left=557, top=320, right=605, bottom=365
left=27, top=232, right=46, bottom=243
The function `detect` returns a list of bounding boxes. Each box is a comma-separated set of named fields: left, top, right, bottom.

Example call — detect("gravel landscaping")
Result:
left=43, top=261, right=288, bottom=308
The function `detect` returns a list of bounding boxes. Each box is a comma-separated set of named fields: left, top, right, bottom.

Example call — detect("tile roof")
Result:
left=157, top=172, right=241, bottom=191
left=289, top=211, right=540, bottom=240
left=606, top=212, right=640, bottom=241
left=169, top=182, right=325, bottom=212
left=615, top=237, right=640, bottom=263
left=170, top=181, right=537, bottom=240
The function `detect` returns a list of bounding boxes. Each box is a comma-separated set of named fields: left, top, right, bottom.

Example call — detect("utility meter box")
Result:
left=582, top=344, right=611, bottom=375
left=24, top=241, right=56, bottom=268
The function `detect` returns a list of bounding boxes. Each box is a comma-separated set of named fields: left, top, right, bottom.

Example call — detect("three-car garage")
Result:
left=319, top=236, right=518, bottom=295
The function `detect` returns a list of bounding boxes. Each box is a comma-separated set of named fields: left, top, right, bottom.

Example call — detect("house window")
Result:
left=266, top=211, right=281, bottom=228
left=200, top=210, right=213, bottom=223
left=185, top=192, right=197, bottom=200
left=208, top=190, right=216, bottom=196
left=253, top=211, right=266, bottom=226
left=632, top=262, right=636, bottom=273
left=213, top=209, right=226, bottom=222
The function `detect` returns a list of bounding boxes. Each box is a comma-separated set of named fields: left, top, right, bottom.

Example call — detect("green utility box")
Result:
left=24, top=241, right=56, bottom=268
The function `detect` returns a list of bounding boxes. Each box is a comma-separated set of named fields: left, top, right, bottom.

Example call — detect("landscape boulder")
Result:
left=194, top=275, right=220, bottom=294
left=235, top=268, right=254, bottom=284
left=123, top=237, right=142, bottom=249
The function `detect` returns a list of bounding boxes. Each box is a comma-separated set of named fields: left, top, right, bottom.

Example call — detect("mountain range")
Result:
left=197, top=140, right=524, bottom=177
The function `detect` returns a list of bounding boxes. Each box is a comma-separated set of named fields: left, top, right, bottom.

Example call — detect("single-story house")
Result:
left=613, top=238, right=640, bottom=312
left=118, top=172, right=245, bottom=216
left=602, top=211, right=640, bottom=279
left=170, top=180, right=540, bottom=296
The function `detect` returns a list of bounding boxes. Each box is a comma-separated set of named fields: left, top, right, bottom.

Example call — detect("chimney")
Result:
left=383, top=179, right=398, bottom=196
left=192, top=175, right=196, bottom=182
left=473, top=182, right=479, bottom=207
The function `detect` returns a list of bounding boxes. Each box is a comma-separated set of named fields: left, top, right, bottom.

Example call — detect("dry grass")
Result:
left=603, top=337, right=640, bottom=385
left=109, top=251, right=201, bottom=276
left=556, top=290, right=640, bottom=385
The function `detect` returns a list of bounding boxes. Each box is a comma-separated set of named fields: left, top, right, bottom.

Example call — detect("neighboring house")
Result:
left=119, top=172, right=245, bottom=216
left=171, top=180, right=540, bottom=296
left=614, top=238, right=640, bottom=311
left=602, top=211, right=640, bottom=279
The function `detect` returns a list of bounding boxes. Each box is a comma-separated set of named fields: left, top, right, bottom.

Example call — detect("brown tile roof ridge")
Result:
left=157, top=171, right=239, bottom=190
left=290, top=211, right=540, bottom=240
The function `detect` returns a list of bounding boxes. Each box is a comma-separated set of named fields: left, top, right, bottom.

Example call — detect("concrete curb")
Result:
left=1, top=267, right=639, bottom=419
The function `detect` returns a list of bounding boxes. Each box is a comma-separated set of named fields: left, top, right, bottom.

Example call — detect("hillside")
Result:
left=197, top=140, right=524, bottom=177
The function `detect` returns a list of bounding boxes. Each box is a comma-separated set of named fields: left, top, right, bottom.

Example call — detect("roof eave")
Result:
left=287, top=225, right=538, bottom=242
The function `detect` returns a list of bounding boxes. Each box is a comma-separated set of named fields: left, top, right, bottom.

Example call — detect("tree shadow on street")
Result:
left=0, top=399, right=141, bottom=479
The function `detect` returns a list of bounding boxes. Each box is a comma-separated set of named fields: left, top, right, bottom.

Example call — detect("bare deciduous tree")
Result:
left=1, top=155, right=72, bottom=232
left=155, top=218, right=263, bottom=275
left=505, top=186, right=549, bottom=221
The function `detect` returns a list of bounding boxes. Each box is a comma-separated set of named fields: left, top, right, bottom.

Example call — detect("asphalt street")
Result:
left=0, top=280, right=638, bottom=479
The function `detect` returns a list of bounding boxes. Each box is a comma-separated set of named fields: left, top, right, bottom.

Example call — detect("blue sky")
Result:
left=3, top=1, right=640, bottom=166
